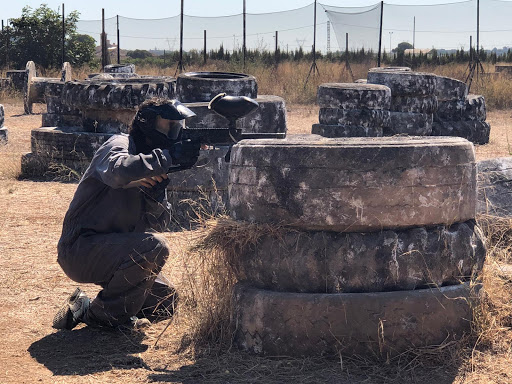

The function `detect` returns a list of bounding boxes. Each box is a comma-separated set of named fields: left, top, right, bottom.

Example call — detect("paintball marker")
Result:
left=180, top=93, right=286, bottom=161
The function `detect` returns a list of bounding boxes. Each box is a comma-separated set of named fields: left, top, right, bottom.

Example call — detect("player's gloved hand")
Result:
left=169, top=139, right=201, bottom=168
left=140, top=174, right=170, bottom=202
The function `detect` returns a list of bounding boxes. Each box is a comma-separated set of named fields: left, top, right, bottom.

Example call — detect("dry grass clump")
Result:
left=164, top=190, right=286, bottom=352
left=4, top=58, right=512, bottom=108
left=125, top=59, right=512, bottom=109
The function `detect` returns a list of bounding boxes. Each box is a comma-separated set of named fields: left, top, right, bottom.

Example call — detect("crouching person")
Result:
left=53, top=98, right=200, bottom=331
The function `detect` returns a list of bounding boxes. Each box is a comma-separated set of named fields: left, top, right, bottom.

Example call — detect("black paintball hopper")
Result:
left=192, top=92, right=285, bottom=144
left=208, top=93, right=259, bottom=124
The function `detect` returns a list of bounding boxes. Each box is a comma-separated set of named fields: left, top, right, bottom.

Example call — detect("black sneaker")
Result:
left=52, top=287, right=90, bottom=330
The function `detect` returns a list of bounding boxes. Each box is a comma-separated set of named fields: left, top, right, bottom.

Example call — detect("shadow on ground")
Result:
left=145, top=352, right=461, bottom=384
left=28, top=326, right=149, bottom=376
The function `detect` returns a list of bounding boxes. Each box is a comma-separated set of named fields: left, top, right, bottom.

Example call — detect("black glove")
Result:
left=170, top=139, right=201, bottom=168
left=142, top=177, right=170, bottom=202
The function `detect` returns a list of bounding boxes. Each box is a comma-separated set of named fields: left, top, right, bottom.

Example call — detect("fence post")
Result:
left=243, top=0, right=246, bottom=70
left=470, top=35, right=473, bottom=64
left=101, top=9, right=107, bottom=69
left=5, top=20, right=9, bottom=70
left=377, top=1, right=384, bottom=67
left=313, top=0, right=317, bottom=66
left=1, top=20, right=3, bottom=68
left=413, top=16, right=415, bottom=55
left=204, top=30, right=207, bottom=64
left=476, top=0, right=480, bottom=58
left=62, top=4, right=65, bottom=65
left=176, top=0, right=184, bottom=74
left=117, top=15, right=120, bottom=64
left=275, top=30, right=278, bottom=66
left=304, top=0, right=319, bottom=88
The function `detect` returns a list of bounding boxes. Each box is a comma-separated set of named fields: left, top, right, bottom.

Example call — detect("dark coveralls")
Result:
left=57, top=133, right=174, bottom=327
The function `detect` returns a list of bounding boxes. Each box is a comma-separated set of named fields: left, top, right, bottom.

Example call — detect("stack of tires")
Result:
left=42, top=80, right=82, bottom=128
left=166, top=71, right=287, bottom=230
left=0, top=104, right=7, bottom=144
left=433, top=75, right=490, bottom=145
left=312, top=83, right=390, bottom=138
left=476, top=157, right=512, bottom=217
left=229, top=135, right=485, bottom=357
left=21, top=76, right=175, bottom=178
left=60, top=78, right=174, bottom=133
left=23, top=61, right=73, bottom=114
left=367, top=69, right=437, bottom=136
left=100, top=64, right=138, bottom=79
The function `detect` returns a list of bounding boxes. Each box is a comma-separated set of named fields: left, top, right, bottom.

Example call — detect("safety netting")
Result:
left=323, top=4, right=381, bottom=52
left=75, top=0, right=512, bottom=54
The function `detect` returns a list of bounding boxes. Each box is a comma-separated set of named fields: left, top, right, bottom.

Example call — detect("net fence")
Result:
left=75, top=0, right=512, bottom=55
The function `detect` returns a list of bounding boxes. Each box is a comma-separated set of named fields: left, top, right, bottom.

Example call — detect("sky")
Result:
left=2, top=1, right=512, bottom=52
left=0, top=0, right=485, bottom=21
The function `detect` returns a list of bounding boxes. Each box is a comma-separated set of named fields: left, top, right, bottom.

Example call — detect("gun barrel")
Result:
left=182, top=127, right=285, bottom=146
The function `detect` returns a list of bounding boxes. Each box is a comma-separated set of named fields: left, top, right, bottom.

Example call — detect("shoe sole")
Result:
left=52, top=287, right=86, bottom=330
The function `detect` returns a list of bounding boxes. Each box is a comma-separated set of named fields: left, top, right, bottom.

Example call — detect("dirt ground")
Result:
left=1, top=99, right=512, bottom=383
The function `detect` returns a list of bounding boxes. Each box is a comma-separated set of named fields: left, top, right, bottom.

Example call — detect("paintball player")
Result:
left=52, top=98, right=200, bottom=331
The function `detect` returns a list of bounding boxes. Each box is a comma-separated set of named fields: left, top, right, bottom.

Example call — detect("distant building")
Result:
left=404, top=48, right=434, bottom=57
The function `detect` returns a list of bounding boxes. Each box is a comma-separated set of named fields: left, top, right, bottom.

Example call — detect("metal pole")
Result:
left=117, top=15, right=120, bottom=64
left=413, top=16, right=415, bottom=55
left=377, top=1, right=384, bottom=67
left=312, top=0, right=317, bottom=65
left=204, top=30, right=207, bottom=64
left=5, top=20, right=8, bottom=70
left=304, top=0, right=319, bottom=87
left=275, top=31, right=278, bottom=66
left=476, top=0, right=480, bottom=57
left=101, top=8, right=105, bottom=69
left=327, top=20, right=330, bottom=53
left=346, top=32, right=349, bottom=57
left=243, top=0, right=246, bottom=69
left=179, top=0, right=184, bottom=72
left=62, top=4, right=65, bottom=65
left=470, top=35, right=473, bottom=64
left=345, top=32, right=354, bottom=82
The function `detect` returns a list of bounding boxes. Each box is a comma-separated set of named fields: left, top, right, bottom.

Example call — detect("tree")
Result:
left=67, top=34, right=97, bottom=67
left=394, top=42, right=413, bottom=55
left=0, top=5, right=96, bottom=69
left=126, top=49, right=153, bottom=59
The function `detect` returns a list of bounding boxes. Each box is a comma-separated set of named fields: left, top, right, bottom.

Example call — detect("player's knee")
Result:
left=147, top=233, right=170, bottom=264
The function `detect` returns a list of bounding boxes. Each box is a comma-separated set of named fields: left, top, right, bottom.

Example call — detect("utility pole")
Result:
left=327, top=20, right=330, bottom=54
left=413, top=16, right=416, bottom=57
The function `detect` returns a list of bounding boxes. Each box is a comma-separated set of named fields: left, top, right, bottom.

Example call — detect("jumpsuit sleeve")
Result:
left=92, top=138, right=174, bottom=189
